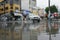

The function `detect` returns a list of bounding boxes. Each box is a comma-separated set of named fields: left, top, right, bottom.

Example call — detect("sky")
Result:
left=37, top=0, right=60, bottom=9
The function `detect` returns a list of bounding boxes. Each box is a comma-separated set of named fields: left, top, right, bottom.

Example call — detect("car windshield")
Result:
left=29, top=13, right=34, bottom=16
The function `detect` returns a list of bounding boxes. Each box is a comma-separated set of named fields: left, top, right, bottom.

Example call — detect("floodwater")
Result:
left=0, top=19, right=60, bottom=40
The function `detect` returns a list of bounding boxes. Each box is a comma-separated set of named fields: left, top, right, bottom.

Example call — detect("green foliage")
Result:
left=45, top=5, right=58, bottom=14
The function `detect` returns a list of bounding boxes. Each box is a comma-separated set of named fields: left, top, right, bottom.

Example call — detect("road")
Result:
left=0, top=19, right=60, bottom=40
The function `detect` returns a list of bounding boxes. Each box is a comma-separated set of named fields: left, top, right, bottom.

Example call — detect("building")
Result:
left=29, top=0, right=40, bottom=15
left=0, top=0, right=3, bottom=2
left=21, top=0, right=36, bottom=10
left=21, top=0, right=29, bottom=10
left=29, top=0, right=36, bottom=8
left=29, top=7, right=38, bottom=15
left=30, top=7, right=39, bottom=15
left=0, top=0, right=20, bottom=14
left=29, top=0, right=37, bottom=13
left=38, top=8, right=44, bottom=17
left=0, top=0, right=36, bottom=15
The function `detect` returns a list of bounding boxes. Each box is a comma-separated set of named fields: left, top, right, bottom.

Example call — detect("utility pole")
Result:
left=19, top=0, right=22, bottom=40
left=4, top=0, right=6, bottom=14
left=48, top=0, right=52, bottom=40
left=48, top=0, right=50, bottom=18
left=3, top=1, right=6, bottom=40
left=20, top=0, right=21, bottom=13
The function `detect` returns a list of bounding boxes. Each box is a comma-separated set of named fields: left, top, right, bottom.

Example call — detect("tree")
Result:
left=45, top=5, right=58, bottom=14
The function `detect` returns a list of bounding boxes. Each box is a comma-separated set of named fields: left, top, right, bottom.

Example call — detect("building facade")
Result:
left=29, top=0, right=36, bottom=8
left=38, top=8, right=44, bottom=16
left=0, top=0, right=3, bottom=2
left=0, top=0, right=20, bottom=14
left=21, top=0, right=36, bottom=10
left=29, top=0, right=38, bottom=15
left=0, top=0, right=36, bottom=14
left=21, top=0, right=29, bottom=10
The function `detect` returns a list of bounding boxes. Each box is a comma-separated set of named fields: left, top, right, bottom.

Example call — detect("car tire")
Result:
left=37, top=20, right=40, bottom=22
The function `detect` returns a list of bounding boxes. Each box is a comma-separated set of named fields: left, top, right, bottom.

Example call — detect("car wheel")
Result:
left=37, top=20, right=40, bottom=22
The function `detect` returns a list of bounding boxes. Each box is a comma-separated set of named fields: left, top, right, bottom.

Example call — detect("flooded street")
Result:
left=0, top=19, right=60, bottom=40
left=0, top=0, right=60, bottom=40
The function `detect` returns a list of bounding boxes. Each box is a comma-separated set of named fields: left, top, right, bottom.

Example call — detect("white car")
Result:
left=27, top=13, right=41, bottom=22
left=50, top=15, right=54, bottom=19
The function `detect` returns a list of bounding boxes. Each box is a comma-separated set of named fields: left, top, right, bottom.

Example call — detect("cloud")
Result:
left=37, top=0, right=60, bottom=8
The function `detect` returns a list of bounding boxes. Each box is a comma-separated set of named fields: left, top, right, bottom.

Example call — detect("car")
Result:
left=27, top=13, right=41, bottom=22
left=50, top=15, right=54, bottom=19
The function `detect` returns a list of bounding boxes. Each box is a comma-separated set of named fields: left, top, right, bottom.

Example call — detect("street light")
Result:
left=4, top=0, right=6, bottom=14
left=48, top=0, right=52, bottom=40
left=48, top=0, right=50, bottom=18
left=19, top=1, right=23, bottom=40
left=20, top=0, right=21, bottom=13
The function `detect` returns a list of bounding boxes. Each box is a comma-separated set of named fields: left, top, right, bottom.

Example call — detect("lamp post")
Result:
left=4, top=0, right=6, bottom=14
left=48, top=0, right=50, bottom=18
left=48, top=0, right=52, bottom=40
left=20, top=0, right=21, bottom=13
left=19, top=0, right=22, bottom=40
left=3, top=0, right=6, bottom=40
left=48, top=0, right=51, bottom=29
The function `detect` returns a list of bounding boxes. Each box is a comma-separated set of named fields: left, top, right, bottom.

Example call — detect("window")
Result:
left=10, top=4, right=13, bottom=9
left=0, top=8, right=3, bottom=11
left=10, top=10, right=14, bottom=16
left=11, top=7, right=13, bottom=9
left=5, top=7, right=8, bottom=10
left=15, top=7, right=18, bottom=10
left=10, top=11, right=13, bottom=13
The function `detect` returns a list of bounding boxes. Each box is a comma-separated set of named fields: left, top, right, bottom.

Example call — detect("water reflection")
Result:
left=0, top=21, right=23, bottom=40
left=46, top=19, right=59, bottom=40
left=0, top=21, right=40, bottom=40
left=38, top=19, right=60, bottom=40
left=0, top=19, right=60, bottom=40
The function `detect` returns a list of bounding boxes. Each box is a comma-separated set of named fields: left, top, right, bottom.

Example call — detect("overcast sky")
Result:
left=37, top=0, right=60, bottom=9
